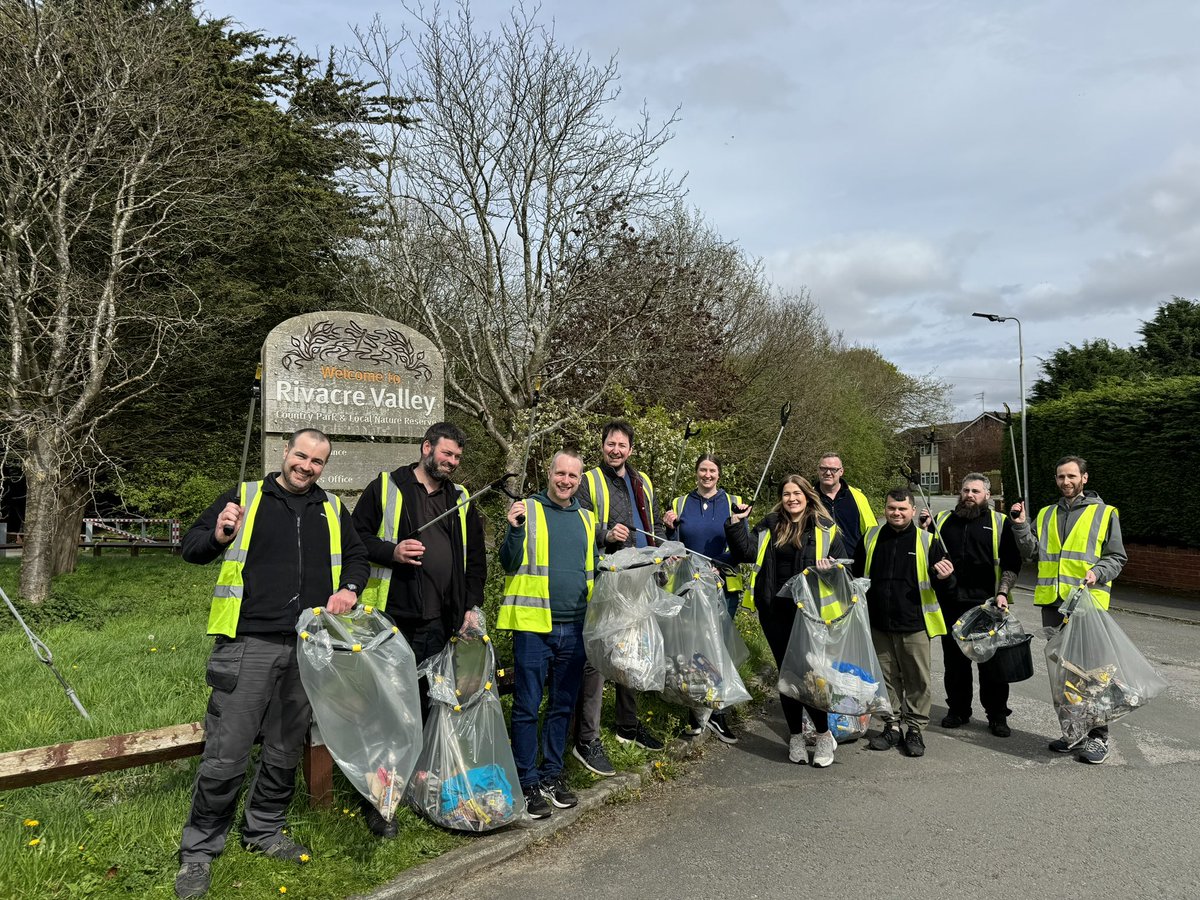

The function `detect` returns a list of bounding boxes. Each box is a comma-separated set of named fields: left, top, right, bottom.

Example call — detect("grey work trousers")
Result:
left=179, top=634, right=311, bottom=863
left=574, top=660, right=638, bottom=743
left=872, top=628, right=933, bottom=731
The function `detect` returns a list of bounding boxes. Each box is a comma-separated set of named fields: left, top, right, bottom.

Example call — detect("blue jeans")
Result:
left=724, top=588, right=742, bottom=621
left=511, top=622, right=587, bottom=789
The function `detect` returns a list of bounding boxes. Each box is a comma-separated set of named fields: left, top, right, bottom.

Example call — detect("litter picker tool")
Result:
left=513, top=375, right=543, bottom=526
left=224, top=365, right=262, bottom=537
left=667, top=419, right=702, bottom=500
left=1, top=583, right=89, bottom=718
left=904, top=465, right=947, bottom=553
left=746, top=402, right=791, bottom=507
left=631, top=527, right=718, bottom=564
left=403, top=473, right=521, bottom=541
left=1002, top=402, right=1024, bottom=502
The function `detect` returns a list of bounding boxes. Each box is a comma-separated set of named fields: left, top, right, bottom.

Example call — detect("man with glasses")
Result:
left=815, top=452, right=877, bottom=558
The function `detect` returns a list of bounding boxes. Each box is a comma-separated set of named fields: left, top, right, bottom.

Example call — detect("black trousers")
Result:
left=395, top=616, right=448, bottom=723
left=760, top=593, right=829, bottom=735
left=940, top=598, right=1011, bottom=722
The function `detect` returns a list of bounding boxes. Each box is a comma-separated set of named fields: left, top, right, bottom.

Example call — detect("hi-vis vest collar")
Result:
left=583, top=466, right=655, bottom=532
left=935, top=508, right=1004, bottom=592
left=360, top=471, right=469, bottom=611
left=742, top=520, right=836, bottom=614
left=209, top=480, right=343, bottom=637
left=1033, top=501, right=1115, bottom=609
left=863, top=524, right=947, bottom=638
left=498, top=497, right=597, bottom=633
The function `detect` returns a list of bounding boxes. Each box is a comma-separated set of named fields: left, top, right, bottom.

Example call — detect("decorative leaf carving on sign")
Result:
left=281, top=320, right=434, bottom=381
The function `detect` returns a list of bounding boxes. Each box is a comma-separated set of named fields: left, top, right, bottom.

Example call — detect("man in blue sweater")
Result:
left=498, top=450, right=599, bottom=819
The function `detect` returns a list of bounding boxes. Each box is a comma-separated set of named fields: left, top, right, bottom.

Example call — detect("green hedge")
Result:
left=1001, top=376, right=1200, bottom=547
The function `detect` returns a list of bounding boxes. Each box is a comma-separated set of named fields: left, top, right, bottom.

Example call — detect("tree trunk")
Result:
left=18, top=432, right=81, bottom=603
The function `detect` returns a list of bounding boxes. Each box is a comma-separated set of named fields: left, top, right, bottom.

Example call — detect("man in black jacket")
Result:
left=174, top=429, right=368, bottom=900
left=350, top=422, right=487, bottom=835
left=922, top=473, right=1022, bottom=737
left=853, top=487, right=955, bottom=758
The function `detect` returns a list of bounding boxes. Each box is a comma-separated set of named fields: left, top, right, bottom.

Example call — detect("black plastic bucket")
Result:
left=990, top=634, right=1034, bottom=683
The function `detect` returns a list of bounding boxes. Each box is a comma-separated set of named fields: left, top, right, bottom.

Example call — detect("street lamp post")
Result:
left=972, top=312, right=1030, bottom=505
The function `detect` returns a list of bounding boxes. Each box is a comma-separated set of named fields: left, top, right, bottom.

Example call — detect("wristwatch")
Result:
left=343, top=583, right=360, bottom=596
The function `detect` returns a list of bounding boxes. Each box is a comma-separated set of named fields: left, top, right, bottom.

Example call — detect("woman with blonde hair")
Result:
left=726, top=475, right=846, bottom=766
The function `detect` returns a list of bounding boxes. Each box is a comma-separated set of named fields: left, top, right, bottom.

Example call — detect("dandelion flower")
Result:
left=24, top=819, right=39, bottom=827
left=279, top=888, right=288, bottom=894
left=299, top=853, right=310, bottom=863
left=28, top=838, right=41, bottom=847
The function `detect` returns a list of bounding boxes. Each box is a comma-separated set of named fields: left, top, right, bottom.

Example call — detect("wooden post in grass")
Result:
left=303, top=742, right=335, bottom=808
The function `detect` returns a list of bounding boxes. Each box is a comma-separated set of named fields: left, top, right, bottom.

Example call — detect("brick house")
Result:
left=902, top=413, right=1009, bottom=495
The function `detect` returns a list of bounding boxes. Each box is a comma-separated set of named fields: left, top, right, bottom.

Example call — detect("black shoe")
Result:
left=540, top=775, right=579, bottom=809
left=615, top=723, right=665, bottom=751
left=523, top=783, right=552, bottom=819
left=572, top=739, right=616, bottom=776
left=1048, top=736, right=1075, bottom=753
left=902, top=727, right=926, bottom=757
left=241, top=833, right=311, bottom=863
left=940, top=712, right=970, bottom=729
left=175, top=861, right=211, bottom=899
left=361, top=799, right=398, bottom=838
left=868, top=725, right=901, bottom=751
left=706, top=712, right=738, bottom=744
left=683, top=710, right=706, bottom=736
left=988, top=718, right=1012, bottom=738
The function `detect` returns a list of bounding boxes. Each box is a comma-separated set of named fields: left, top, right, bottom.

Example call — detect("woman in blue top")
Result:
left=663, top=454, right=744, bottom=743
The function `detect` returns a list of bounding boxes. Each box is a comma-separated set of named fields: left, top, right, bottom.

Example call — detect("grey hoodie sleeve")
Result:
left=1012, top=517, right=1040, bottom=562
left=1092, top=511, right=1127, bottom=584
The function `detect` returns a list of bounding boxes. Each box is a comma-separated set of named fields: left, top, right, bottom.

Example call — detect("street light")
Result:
left=972, top=312, right=1029, bottom=505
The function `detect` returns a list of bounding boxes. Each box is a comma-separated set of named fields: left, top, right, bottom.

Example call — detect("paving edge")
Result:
left=356, top=664, right=777, bottom=900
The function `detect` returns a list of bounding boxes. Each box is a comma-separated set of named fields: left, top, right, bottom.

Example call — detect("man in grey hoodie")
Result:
left=1010, top=455, right=1127, bottom=764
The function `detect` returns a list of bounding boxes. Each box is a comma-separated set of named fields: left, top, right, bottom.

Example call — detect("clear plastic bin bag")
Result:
left=952, top=602, right=1029, bottom=663
left=658, top=558, right=751, bottom=710
left=776, top=565, right=892, bottom=717
left=1044, top=587, right=1168, bottom=746
left=405, top=610, right=525, bottom=832
left=800, top=707, right=870, bottom=744
left=583, top=544, right=686, bottom=692
left=296, top=605, right=422, bottom=822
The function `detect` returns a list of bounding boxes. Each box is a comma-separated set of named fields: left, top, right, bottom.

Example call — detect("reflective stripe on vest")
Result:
left=743, top=523, right=834, bottom=615
left=584, top=467, right=656, bottom=533
left=863, top=525, right=947, bottom=637
left=208, top=482, right=343, bottom=638
left=360, top=472, right=469, bottom=611
left=671, top=491, right=745, bottom=592
left=1033, top=503, right=1115, bottom=609
left=497, top=497, right=596, bottom=633
left=935, top=508, right=1004, bottom=591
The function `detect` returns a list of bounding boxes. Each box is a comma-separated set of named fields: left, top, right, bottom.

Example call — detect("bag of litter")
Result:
left=953, top=602, right=1028, bottom=663
left=405, top=611, right=525, bottom=831
left=1044, top=587, right=1168, bottom=746
left=583, top=543, right=686, bottom=692
left=296, top=606, right=422, bottom=823
left=777, top=564, right=891, bottom=717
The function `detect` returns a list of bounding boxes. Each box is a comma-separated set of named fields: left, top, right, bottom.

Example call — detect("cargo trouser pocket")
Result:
left=205, top=639, right=245, bottom=693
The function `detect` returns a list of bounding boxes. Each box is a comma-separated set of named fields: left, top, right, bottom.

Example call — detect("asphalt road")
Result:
left=423, top=593, right=1200, bottom=900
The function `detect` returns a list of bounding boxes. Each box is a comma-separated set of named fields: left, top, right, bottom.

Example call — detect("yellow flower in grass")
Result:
left=28, top=838, right=41, bottom=847
left=279, top=887, right=288, bottom=894
left=299, top=853, right=310, bottom=863
left=24, top=819, right=39, bottom=827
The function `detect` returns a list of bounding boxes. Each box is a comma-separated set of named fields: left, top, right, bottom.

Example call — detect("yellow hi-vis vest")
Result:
left=935, top=508, right=1005, bottom=592
left=863, top=525, right=947, bottom=637
left=671, top=492, right=745, bottom=593
left=583, top=467, right=656, bottom=534
left=498, top=497, right=597, bottom=633
left=209, top=480, right=343, bottom=638
left=1033, top=502, right=1116, bottom=609
left=743, top=523, right=836, bottom=615
left=360, top=471, right=470, bottom=611
left=847, top=485, right=878, bottom=534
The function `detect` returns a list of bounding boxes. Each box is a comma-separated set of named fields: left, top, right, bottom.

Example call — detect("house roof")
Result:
left=900, top=412, right=1008, bottom=443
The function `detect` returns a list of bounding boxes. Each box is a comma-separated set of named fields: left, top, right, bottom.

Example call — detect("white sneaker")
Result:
left=812, top=731, right=836, bottom=768
left=788, top=733, right=807, bottom=763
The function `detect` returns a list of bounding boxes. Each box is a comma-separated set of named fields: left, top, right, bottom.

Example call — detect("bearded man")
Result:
left=925, top=473, right=1022, bottom=737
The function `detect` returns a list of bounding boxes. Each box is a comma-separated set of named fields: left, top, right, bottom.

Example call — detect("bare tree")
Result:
left=341, top=3, right=687, bottom=469
left=0, top=0, right=243, bottom=601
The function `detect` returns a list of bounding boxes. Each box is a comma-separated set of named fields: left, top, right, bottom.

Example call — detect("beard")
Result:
left=954, top=499, right=985, bottom=519
left=421, top=452, right=452, bottom=482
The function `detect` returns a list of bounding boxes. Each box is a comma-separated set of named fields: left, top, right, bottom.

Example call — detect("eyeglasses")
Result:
left=817, top=467, right=842, bottom=474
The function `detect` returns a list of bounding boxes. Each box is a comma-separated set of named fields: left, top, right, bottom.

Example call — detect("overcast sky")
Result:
left=228, top=0, right=1200, bottom=420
